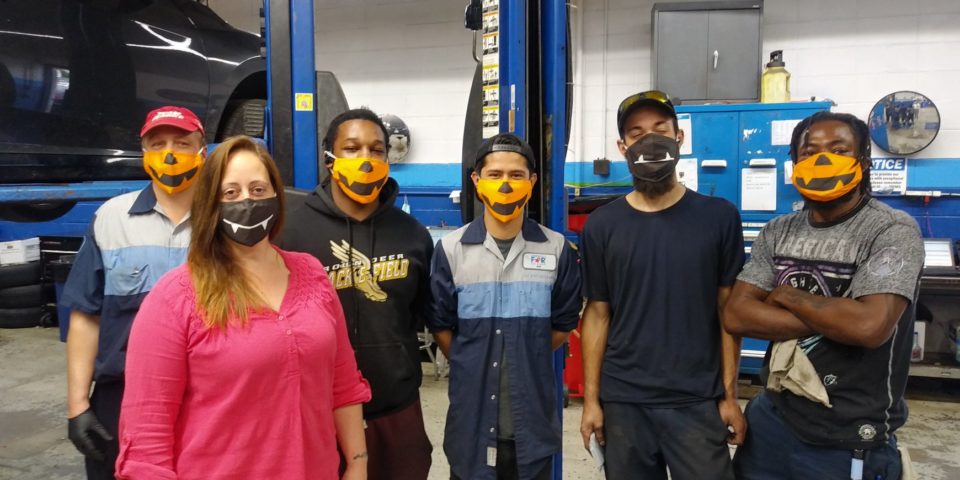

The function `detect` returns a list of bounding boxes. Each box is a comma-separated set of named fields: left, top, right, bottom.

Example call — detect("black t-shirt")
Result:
left=580, top=190, right=745, bottom=405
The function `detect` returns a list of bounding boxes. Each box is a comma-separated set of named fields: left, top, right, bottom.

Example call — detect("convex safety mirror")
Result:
left=868, top=91, right=940, bottom=155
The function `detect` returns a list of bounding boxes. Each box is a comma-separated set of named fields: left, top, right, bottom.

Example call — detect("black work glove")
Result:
left=68, top=408, right=113, bottom=461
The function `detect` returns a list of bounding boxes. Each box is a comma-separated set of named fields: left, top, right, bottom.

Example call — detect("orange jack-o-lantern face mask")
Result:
left=327, top=152, right=390, bottom=204
left=475, top=179, right=533, bottom=223
left=792, top=152, right=863, bottom=202
left=142, top=150, right=204, bottom=195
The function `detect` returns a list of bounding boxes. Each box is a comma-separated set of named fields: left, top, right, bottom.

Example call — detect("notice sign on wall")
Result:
left=676, top=158, right=698, bottom=192
left=742, top=167, right=778, bottom=211
left=870, top=158, right=908, bottom=196
left=676, top=113, right=693, bottom=156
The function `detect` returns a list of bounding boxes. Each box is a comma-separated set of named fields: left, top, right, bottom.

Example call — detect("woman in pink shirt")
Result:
left=116, top=136, right=371, bottom=479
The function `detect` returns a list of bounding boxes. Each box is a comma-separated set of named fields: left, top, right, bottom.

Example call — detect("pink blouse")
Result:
left=116, top=248, right=371, bottom=480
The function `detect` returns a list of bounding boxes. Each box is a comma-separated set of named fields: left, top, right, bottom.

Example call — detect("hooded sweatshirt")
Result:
left=280, top=177, right=434, bottom=419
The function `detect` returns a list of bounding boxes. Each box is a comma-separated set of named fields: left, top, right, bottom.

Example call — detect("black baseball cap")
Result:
left=474, top=133, right=537, bottom=172
left=616, top=90, right=677, bottom=136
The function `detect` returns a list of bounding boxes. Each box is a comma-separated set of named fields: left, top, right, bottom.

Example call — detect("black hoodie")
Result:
left=280, top=177, right=434, bottom=419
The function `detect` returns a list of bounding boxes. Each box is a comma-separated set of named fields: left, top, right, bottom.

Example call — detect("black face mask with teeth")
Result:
left=219, top=197, right=279, bottom=247
left=625, top=133, right=681, bottom=183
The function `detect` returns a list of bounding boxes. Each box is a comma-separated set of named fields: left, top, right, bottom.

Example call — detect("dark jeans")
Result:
left=450, top=440, right=552, bottom=480
left=364, top=398, right=433, bottom=480
left=733, top=391, right=901, bottom=480
left=84, top=381, right=123, bottom=480
left=603, top=400, right=734, bottom=480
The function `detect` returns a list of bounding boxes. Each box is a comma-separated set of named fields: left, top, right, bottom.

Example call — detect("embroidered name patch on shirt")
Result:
left=523, top=253, right=557, bottom=271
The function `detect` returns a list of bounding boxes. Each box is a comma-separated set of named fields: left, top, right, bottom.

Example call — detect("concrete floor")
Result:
left=2, top=328, right=959, bottom=480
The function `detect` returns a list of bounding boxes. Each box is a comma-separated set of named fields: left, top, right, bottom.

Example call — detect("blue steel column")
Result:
left=503, top=1, right=568, bottom=478
left=263, top=0, right=273, bottom=150
left=541, top=2, right=566, bottom=238
left=543, top=3, right=568, bottom=478
left=499, top=0, right=526, bottom=137
left=289, top=0, right=319, bottom=189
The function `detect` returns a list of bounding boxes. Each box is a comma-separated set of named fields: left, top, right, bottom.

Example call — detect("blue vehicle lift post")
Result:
left=499, top=1, right=570, bottom=477
left=264, top=0, right=319, bottom=190
left=267, top=1, right=572, bottom=477
left=541, top=3, right=569, bottom=478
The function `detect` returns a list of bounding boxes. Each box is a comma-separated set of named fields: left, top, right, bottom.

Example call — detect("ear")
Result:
left=529, top=172, right=538, bottom=188
left=616, top=138, right=628, bottom=158
left=676, top=129, right=685, bottom=149
left=471, top=171, right=480, bottom=187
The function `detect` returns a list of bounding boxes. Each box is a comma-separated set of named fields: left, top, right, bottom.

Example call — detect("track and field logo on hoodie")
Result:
left=327, top=240, right=410, bottom=301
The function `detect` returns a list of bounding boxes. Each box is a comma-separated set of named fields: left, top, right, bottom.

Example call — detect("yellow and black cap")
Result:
left=616, top=90, right=677, bottom=136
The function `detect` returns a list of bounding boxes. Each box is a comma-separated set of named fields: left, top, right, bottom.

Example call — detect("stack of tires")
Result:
left=0, top=261, right=55, bottom=329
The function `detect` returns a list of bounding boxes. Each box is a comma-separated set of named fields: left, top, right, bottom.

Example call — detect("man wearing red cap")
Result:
left=62, top=106, right=206, bottom=479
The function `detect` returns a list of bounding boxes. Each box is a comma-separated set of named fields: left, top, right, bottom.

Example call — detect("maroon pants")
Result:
left=342, top=398, right=433, bottom=479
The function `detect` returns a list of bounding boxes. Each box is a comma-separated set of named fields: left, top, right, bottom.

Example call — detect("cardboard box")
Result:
left=0, top=237, right=40, bottom=266
left=40, top=235, right=84, bottom=281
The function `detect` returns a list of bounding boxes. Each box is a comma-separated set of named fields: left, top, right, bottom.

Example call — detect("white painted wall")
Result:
left=206, top=0, right=960, bottom=168
left=571, top=0, right=960, bottom=165
left=207, top=0, right=475, bottom=166
left=208, top=0, right=259, bottom=33
left=312, top=0, right=476, bottom=165
left=762, top=0, right=960, bottom=159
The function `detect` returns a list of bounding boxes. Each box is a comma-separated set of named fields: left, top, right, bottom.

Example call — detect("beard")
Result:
left=632, top=176, right=675, bottom=198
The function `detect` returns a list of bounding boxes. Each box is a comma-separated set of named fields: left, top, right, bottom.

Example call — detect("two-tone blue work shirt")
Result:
left=61, top=187, right=190, bottom=384
left=428, top=218, right=582, bottom=480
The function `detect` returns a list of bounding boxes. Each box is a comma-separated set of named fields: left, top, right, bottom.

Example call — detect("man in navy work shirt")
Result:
left=62, top=106, right=205, bottom=479
left=428, top=133, right=582, bottom=480
left=579, top=90, right=746, bottom=480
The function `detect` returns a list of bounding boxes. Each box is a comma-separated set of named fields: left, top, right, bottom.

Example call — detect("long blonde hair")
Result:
left=187, top=136, right=286, bottom=329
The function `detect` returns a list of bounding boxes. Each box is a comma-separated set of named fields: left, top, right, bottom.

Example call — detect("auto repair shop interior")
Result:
left=1, top=1, right=959, bottom=479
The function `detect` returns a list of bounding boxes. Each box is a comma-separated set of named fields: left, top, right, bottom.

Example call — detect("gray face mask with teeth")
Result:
left=219, top=197, right=279, bottom=247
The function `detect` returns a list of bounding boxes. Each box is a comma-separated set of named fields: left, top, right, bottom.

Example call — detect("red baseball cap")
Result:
left=140, top=106, right=205, bottom=138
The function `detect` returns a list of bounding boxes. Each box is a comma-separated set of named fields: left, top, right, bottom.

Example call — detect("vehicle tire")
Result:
left=0, top=306, right=44, bottom=329
left=0, top=283, right=53, bottom=309
left=316, top=70, right=349, bottom=141
left=0, top=202, right=77, bottom=223
left=0, top=261, right=42, bottom=289
left=40, top=305, right=57, bottom=328
left=218, top=99, right=267, bottom=140
left=461, top=62, right=484, bottom=225
left=316, top=71, right=350, bottom=185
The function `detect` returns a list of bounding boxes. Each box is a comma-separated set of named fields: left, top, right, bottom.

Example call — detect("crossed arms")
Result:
left=722, top=282, right=908, bottom=349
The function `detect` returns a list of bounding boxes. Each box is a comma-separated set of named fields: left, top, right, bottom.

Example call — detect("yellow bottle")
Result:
left=761, top=50, right=791, bottom=103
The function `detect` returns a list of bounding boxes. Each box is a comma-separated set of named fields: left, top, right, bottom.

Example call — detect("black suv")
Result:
left=0, top=0, right=266, bottom=220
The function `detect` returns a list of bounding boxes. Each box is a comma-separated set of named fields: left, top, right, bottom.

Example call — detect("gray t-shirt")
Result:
left=739, top=197, right=924, bottom=449
left=493, top=235, right=516, bottom=439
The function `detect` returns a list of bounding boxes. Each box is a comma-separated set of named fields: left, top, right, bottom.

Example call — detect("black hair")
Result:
left=474, top=133, right=537, bottom=174
left=321, top=108, right=390, bottom=159
left=789, top=111, right=872, bottom=193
